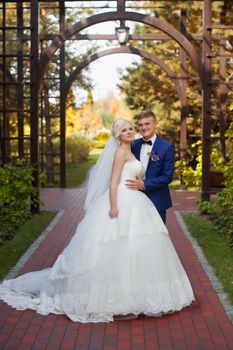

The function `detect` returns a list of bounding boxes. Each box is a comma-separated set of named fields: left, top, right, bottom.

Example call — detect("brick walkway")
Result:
left=0, top=189, right=233, bottom=350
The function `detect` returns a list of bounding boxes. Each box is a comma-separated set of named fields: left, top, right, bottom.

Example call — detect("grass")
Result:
left=48, top=155, right=191, bottom=190
left=0, top=211, right=56, bottom=280
left=183, top=212, right=233, bottom=304
left=44, top=151, right=100, bottom=188
left=66, top=152, right=99, bottom=187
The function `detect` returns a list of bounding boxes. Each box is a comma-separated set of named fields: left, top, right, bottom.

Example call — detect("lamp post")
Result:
left=115, top=25, right=130, bottom=45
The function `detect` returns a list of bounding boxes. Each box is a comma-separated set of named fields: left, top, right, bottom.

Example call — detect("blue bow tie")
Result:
left=141, top=139, right=152, bottom=145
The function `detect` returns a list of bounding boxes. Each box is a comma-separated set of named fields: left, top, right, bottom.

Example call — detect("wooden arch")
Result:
left=39, top=11, right=203, bottom=87
left=37, top=11, right=203, bottom=189
left=65, top=46, right=185, bottom=106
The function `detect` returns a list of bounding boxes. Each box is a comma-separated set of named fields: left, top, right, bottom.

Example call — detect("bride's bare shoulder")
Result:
left=114, top=148, right=127, bottom=162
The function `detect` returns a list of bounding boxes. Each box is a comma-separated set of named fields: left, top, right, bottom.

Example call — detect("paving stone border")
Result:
left=176, top=210, right=233, bottom=323
left=3, top=209, right=65, bottom=281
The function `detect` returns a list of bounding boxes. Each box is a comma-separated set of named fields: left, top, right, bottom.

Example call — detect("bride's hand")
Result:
left=109, top=207, right=118, bottom=219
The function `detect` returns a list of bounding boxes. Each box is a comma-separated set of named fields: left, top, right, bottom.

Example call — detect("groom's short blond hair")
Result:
left=137, top=110, right=156, bottom=121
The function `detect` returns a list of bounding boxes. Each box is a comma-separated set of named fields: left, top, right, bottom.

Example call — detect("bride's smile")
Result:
left=119, top=122, right=134, bottom=143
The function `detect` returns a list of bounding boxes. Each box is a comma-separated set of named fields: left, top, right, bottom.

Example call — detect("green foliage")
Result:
left=92, top=131, right=110, bottom=149
left=0, top=207, right=31, bottom=242
left=176, top=139, right=226, bottom=189
left=0, top=211, right=55, bottom=279
left=198, top=186, right=233, bottom=246
left=42, top=153, right=100, bottom=188
left=0, top=162, right=35, bottom=208
left=198, top=199, right=213, bottom=215
left=64, top=153, right=99, bottom=188
left=39, top=172, right=46, bottom=187
left=175, top=140, right=202, bottom=188
left=0, top=162, right=36, bottom=243
left=224, top=164, right=233, bottom=188
left=176, top=158, right=198, bottom=188
left=118, top=1, right=233, bottom=162
left=183, top=212, right=233, bottom=304
left=66, top=136, right=92, bottom=164
left=95, top=93, right=133, bottom=130
left=224, top=122, right=233, bottom=188
left=197, top=122, right=233, bottom=245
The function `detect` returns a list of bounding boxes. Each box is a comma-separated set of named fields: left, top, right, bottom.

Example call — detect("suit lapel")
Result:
left=146, top=135, right=161, bottom=173
left=134, top=139, right=142, bottom=160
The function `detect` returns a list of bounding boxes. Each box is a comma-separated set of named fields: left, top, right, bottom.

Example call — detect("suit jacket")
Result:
left=132, top=135, right=175, bottom=212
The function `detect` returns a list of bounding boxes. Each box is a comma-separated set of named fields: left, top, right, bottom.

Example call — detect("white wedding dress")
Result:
left=0, top=159, right=194, bottom=323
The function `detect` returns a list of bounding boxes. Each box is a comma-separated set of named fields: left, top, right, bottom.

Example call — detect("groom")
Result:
left=125, top=110, right=175, bottom=224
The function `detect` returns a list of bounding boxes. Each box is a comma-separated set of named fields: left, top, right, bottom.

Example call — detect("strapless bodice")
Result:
left=119, top=159, right=145, bottom=184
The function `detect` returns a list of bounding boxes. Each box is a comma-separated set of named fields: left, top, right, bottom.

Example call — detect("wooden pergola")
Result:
left=0, top=0, right=232, bottom=211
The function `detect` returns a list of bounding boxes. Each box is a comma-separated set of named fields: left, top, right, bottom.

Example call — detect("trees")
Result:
left=118, top=1, right=233, bottom=186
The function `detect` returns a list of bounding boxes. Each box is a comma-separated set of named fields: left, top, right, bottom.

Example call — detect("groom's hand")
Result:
left=125, top=177, right=145, bottom=190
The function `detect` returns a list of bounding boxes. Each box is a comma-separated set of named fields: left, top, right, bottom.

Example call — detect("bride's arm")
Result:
left=109, top=149, right=126, bottom=218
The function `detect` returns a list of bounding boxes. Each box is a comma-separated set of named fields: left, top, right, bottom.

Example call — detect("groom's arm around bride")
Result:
left=126, top=110, right=175, bottom=224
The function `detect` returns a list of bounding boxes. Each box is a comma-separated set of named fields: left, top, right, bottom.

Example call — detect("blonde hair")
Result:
left=111, top=119, right=133, bottom=139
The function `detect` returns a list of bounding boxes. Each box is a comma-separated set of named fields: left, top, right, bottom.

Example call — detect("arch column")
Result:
left=179, top=9, right=188, bottom=188
left=202, top=0, right=212, bottom=200
left=179, top=9, right=188, bottom=160
left=219, top=39, right=228, bottom=161
left=60, top=1, right=66, bottom=188
left=30, top=0, right=39, bottom=212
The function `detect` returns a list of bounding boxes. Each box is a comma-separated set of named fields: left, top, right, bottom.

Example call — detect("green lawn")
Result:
left=183, top=212, right=233, bottom=304
left=57, top=155, right=185, bottom=190
left=66, top=153, right=99, bottom=187
left=0, top=211, right=56, bottom=280
left=44, top=151, right=100, bottom=188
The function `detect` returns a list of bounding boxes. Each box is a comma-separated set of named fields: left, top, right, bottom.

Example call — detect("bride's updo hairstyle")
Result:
left=111, top=119, right=133, bottom=139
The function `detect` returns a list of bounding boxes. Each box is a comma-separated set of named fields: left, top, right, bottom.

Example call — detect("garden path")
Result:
left=0, top=189, right=232, bottom=350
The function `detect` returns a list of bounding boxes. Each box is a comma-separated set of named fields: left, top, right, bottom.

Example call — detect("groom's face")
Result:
left=138, top=117, right=156, bottom=140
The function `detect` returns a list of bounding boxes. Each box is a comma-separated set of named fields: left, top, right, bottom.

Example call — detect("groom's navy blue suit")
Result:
left=132, top=135, right=175, bottom=223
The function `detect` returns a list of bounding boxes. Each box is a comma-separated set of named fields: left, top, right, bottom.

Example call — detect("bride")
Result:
left=0, top=119, right=195, bottom=323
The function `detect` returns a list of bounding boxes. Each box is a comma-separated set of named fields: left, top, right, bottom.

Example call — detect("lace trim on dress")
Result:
left=0, top=277, right=194, bottom=323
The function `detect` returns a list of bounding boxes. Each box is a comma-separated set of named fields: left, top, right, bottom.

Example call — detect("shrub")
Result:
left=92, top=131, right=110, bottom=149
left=0, top=207, right=31, bottom=241
left=176, top=140, right=225, bottom=189
left=199, top=125, right=233, bottom=245
left=198, top=173, right=233, bottom=246
left=191, top=122, right=233, bottom=245
left=223, top=163, right=233, bottom=188
left=66, top=136, right=92, bottom=164
left=176, top=158, right=199, bottom=188
left=0, top=162, right=36, bottom=243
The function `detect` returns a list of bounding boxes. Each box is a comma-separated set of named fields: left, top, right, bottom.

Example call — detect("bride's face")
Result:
left=119, top=122, right=134, bottom=143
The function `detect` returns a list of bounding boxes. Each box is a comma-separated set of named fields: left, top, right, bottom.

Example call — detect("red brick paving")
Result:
left=0, top=189, right=232, bottom=350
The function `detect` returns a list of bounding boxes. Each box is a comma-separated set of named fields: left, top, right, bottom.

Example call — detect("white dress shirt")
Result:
left=140, top=134, right=157, bottom=177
